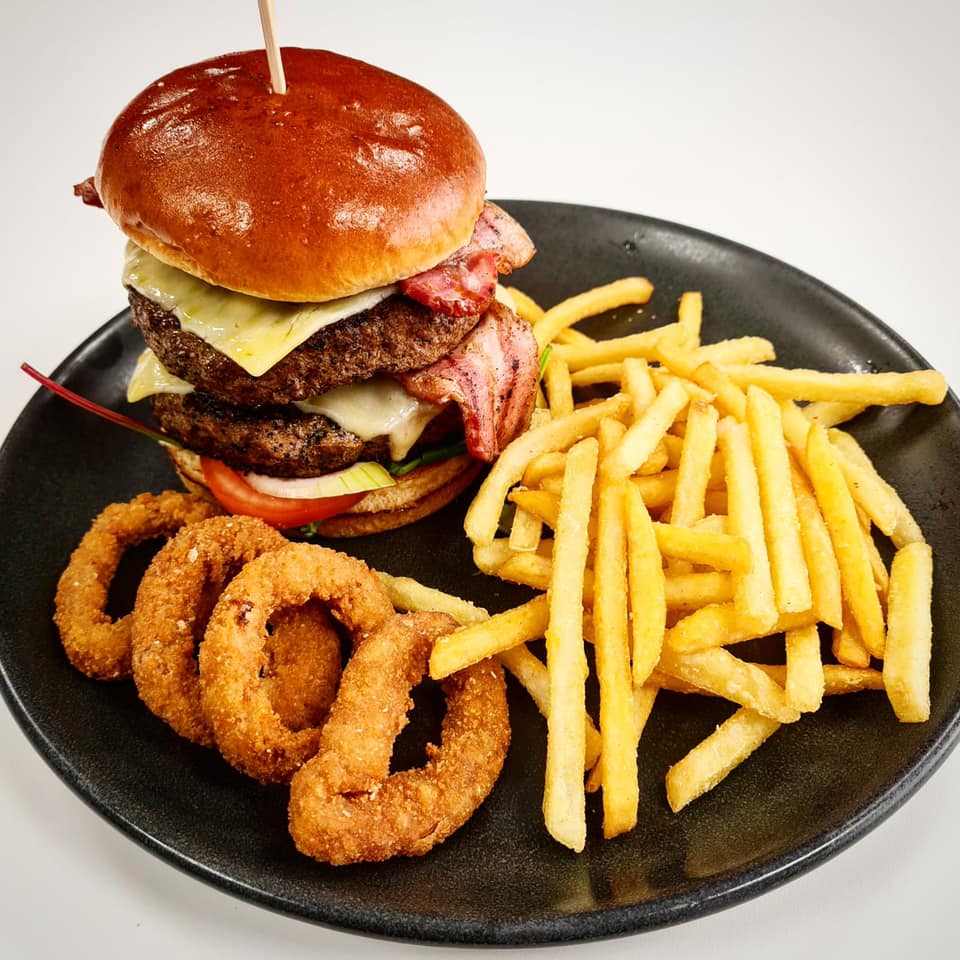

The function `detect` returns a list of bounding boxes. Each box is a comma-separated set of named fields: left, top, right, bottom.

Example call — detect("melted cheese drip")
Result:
left=127, top=349, right=195, bottom=403
left=122, top=243, right=396, bottom=376
left=295, top=378, right=442, bottom=461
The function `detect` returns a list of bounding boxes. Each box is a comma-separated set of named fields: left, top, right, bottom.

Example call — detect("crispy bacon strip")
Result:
left=74, top=176, right=103, bottom=208
left=399, top=301, right=539, bottom=461
left=400, top=202, right=535, bottom=317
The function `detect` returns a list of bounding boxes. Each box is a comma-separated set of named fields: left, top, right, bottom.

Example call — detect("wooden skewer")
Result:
left=257, top=0, right=287, bottom=94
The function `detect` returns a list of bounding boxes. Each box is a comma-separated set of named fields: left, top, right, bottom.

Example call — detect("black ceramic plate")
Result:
left=1, top=201, right=958, bottom=946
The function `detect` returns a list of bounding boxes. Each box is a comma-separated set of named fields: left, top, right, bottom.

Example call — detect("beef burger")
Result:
left=77, top=48, right=537, bottom=535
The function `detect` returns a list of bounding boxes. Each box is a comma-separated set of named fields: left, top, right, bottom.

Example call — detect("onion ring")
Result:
left=131, top=516, right=341, bottom=746
left=288, top=611, right=510, bottom=865
left=198, top=541, right=396, bottom=783
left=53, top=491, right=222, bottom=680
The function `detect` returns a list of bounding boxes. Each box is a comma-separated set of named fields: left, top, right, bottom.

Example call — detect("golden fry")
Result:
left=745, top=385, right=812, bottom=614
left=464, top=393, right=629, bottom=547
left=498, top=644, right=602, bottom=771
left=593, top=474, right=638, bottom=837
left=666, top=708, right=781, bottom=812
left=543, top=437, right=599, bottom=851
left=723, top=365, right=947, bottom=406
left=604, top=379, right=690, bottom=481
left=805, top=423, right=885, bottom=658
left=429, top=594, right=550, bottom=680
left=883, top=541, right=934, bottom=722
left=625, top=482, right=666, bottom=685
left=784, top=623, right=824, bottom=712
left=657, top=646, right=800, bottom=723
left=717, top=417, right=779, bottom=634
left=532, top=277, right=655, bottom=349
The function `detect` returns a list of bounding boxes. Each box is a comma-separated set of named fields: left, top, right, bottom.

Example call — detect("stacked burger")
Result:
left=77, top=48, right=538, bottom=535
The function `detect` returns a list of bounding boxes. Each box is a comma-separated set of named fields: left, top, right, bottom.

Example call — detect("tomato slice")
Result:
left=200, top=457, right=365, bottom=528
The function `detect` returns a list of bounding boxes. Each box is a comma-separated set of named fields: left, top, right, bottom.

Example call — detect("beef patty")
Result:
left=151, top=392, right=462, bottom=477
left=130, top=288, right=482, bottom=406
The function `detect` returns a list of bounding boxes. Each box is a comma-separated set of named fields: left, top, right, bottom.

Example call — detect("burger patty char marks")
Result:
left=151, top=392, right=461, bottom=478
left=130, top=289, right=483, bottom=407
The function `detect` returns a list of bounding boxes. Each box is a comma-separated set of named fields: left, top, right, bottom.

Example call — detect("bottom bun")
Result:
left=163, top=446, right=482, bottom=537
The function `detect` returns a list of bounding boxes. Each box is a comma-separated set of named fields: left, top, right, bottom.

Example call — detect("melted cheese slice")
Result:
left=129, top=352, right=441, bottom=462
left=295, top=378, right=442, bottom=461
left=123, top=243, right=396, bottom=377
left=127, top=349, right=195, bottom=403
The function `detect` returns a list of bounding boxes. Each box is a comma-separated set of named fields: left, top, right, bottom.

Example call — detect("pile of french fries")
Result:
left=386, top=277, right=947, bottom=852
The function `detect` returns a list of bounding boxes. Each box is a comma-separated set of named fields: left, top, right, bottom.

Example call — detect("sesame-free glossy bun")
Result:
left=96, top=49, right=486, bottom=302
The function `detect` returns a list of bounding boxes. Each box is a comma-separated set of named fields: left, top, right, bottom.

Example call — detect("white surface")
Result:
left=2, top=1, right=957, bottom=956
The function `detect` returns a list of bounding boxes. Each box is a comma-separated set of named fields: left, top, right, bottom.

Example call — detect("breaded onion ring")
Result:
left=288, top=611, right=510, bottom=865
left=54, top=491, right=222, bottom=680
left=199, top=542, right=395, bottom=784
left=131, top=516, right=341, bottom=746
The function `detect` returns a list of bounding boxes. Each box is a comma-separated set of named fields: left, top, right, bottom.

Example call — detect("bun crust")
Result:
left=97, top=48, right=486, bottom=302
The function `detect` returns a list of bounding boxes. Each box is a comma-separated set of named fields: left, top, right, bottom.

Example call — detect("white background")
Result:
left=2, top=1, right=958, bottom=956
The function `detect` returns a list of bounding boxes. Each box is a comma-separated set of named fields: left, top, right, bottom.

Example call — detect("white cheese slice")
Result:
left=129, top=349, right=442, bottom=464
left=295, top=378, right=443, bottom=461
left=122, top=242, right=396, bottom=377
left=127, top=349, right=195, bottom=403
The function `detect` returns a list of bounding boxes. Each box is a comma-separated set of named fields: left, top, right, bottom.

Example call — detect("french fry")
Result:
left=592, top=472, right=638, bottom=837
left=723, top=365, right=948, bottom=406
left=826, top=429, right=900, bottom=537
left=543, top=353, right=575, bottom=417
left=668, top=400, right=719, bottom=574
left=652, top=523, right=751, bottom=572
left=625, top=482, right=666, bottom=685
left=805, top=422, right=885, bottom=658
left=604, top=379, right=690, bottom=481
left=745, top=385, right=812, bottom=614
left=664, top=571, right=733, bottom=612
left=586, top=685, right=658, bottom=794
left=376, top=572, right=489, bottom=625
left=532, top=276, right=655, bottom=349
left=429, top=594, right=550, bottom=679
left=657, top=646, right=800, bottom=723
left=803, top=400, right=868, bottom=427
left=664, top=601, right=817, bottom=653
left=694, top=336, right=775, bottom=367
left=569, top=362, right=623, bottom=387
left=522, top=450, right=567, bottom=486
left=498, top=644, right=602, bottom=772
left=551, top=326, right=682, bottom=371
left=504, top=286, right=545, bottom=323
left=690, top=361, right=748, bottom=421
left=883, top=541, right=934, bottom=722
left=464, top=393, right=629, bottom=547
left=666, top=708, right=782, bottom=812
left=828, top=428, right=925, bottom=547
left=784, top=623, right=824, bottom=712
left=832, top=606, right=872, bottom=669
left=790, top=464, right=843, bottom=628
left=554, top=326, right=597, bottom=348
left=508, top=501, right=544, bottom=552
left=677, top=291, right=703, bottom=345
left=622, top=356, right=657, bottom=419
left=543, top=437, right=599, bottom=852
left=509, top=487, right=561, bottom=529
left=496, top=553, right=597, bottom=601
left=717, top=417, right=779, bottom=634
left=757, top=663, right=884, bottom=695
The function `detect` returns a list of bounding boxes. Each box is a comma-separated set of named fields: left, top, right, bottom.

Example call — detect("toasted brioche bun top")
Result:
left=96, top=48, right=486, bottom=302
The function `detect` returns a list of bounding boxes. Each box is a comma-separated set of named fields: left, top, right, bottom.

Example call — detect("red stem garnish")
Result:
left=20, top=362, right=179, bottom=448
